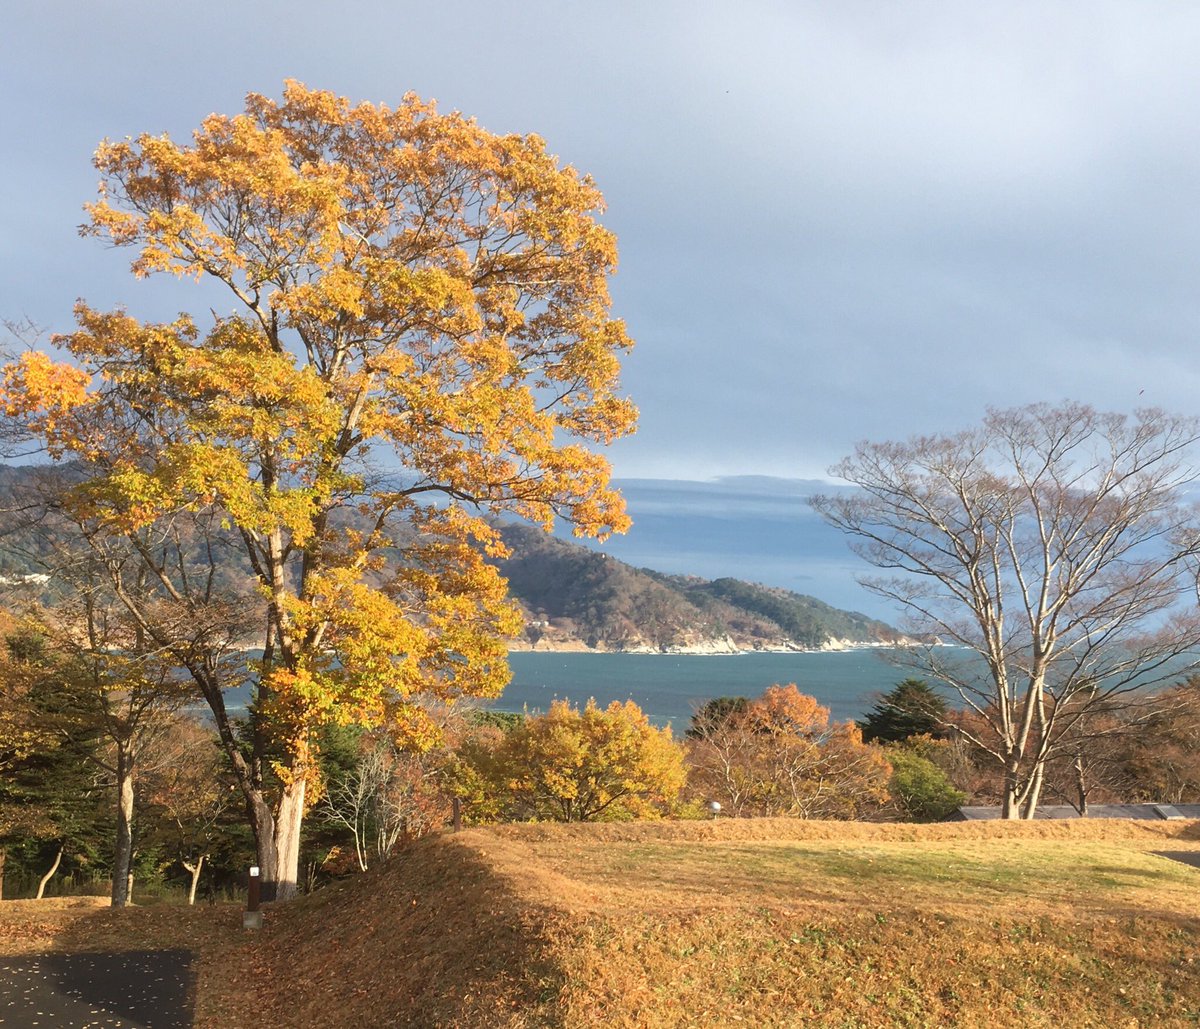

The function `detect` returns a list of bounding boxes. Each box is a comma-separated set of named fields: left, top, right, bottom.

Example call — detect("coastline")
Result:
left=507, top=638, right=910, bottom=656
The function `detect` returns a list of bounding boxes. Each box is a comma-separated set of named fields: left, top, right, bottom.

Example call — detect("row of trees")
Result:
left=858, top=673, right=1200, bottom=816
left=0, top=651, right=933, bottom=898
left=6, top=614, right=1199, bottom=902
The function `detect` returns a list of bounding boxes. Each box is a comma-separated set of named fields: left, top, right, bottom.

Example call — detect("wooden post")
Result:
left=452, top=797, right=462, bottom=833
left=243, top=866, right=263, bottom=929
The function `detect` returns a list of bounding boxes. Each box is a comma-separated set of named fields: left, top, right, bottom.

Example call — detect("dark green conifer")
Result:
left=859, top=678, right=948, bottom=743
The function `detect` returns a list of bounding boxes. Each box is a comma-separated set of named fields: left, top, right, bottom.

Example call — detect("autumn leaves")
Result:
left=1, top=82, right=637, bottom=896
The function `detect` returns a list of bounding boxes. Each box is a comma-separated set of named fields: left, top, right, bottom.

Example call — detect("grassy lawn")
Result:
left=525, top=837, right=1200, bottom=919
left=1, top=820, right=1198, bottom=1027
left=473, top=821, right=1200, bottom=1027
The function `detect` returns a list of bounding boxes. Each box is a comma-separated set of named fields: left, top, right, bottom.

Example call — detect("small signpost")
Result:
left=243, top=866, right=263, bottom=930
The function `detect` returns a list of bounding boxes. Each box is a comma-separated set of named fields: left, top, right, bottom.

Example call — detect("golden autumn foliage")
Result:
left=0, top=82, right=636, bottom=896
left=468, top=700, right=687, bottom=822
left=687, top=684, right=892, bottom=819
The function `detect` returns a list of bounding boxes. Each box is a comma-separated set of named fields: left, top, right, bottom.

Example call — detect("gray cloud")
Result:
left=3, top=2, right=1198, bottom=482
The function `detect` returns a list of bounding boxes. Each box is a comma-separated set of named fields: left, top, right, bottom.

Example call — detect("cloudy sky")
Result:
left=4, top=2, right=1198, bottom=486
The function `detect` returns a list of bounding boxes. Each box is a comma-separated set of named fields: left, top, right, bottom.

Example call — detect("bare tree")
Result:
left=321, top=733, right=451, bottom=871
left=142, top=717, right=236, bottom=905
left=813, top=402, right=1200, bottom=819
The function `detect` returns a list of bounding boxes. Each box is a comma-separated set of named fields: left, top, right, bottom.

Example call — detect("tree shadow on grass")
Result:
left=220, top=834, right=576, bottom=1028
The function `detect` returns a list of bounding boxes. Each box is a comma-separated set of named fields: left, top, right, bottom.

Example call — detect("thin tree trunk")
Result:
left=36, top=846, right=63, bottom=900
left=1074, top=752, right=1089, bottom=817
left=1001, top=767, right=1021, bottom=820
left=0, top=846, right=6, bottom=901
left=183, top=854, right=204, bottom=906
left=111, top=755, right=135, bottom=907
left=1021, top=764, right=1045, bottom=820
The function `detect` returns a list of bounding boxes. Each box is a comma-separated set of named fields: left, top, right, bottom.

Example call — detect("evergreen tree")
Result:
left=0, top=626, right=107, bottom=898
left=686, top=696, right=750, bottom=738
left=859, top=678, right=948, bottom=743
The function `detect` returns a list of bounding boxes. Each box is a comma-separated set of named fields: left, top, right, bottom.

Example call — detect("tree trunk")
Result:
left=0, top=846, right=6, bottom=901
left=183, top=854, right=204, bottom=906
left=245, top=790, right=279, bottom=901
left=272, top=778, right=306, bottom=901
left=1021, top=763, right=1044, bottom=820
left=1074, top=752, right=1089, bottom=817
left=36, top=846, right=63, bottom=900
left=193, top=660, right=312, bottom=902
left=202, top=668, right=305, bottom=903
left=111, top=755, right=135, bottom=907
left=1001, top=772, right=1021, bottom=820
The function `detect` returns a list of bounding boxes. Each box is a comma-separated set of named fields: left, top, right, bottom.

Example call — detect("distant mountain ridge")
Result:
left=494, top=522, right=900, bottom=653
left=0, top=465, right=901, bottom=654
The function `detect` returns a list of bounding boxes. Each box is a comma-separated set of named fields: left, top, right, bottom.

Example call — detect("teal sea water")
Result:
left=212, top=647, right=1190, bottom=730
left=491, top=650, right=913, bottom=728
left=211, top=647, right=916, bottom=724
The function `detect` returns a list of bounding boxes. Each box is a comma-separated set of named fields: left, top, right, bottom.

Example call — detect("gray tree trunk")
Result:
left=111, top=755, right=136, bottom=907
left=272, top=780, right=306, bottom=901
left=1074, top=753, right=1089, bottom=817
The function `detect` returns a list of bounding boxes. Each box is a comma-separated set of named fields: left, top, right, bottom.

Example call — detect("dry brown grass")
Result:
left=463, top=819, right=1200, bottom=1028
left=1, top=819, right=1198, bottom=1027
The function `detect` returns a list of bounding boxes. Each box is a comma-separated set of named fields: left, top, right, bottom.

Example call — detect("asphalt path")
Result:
left=0, top=949, right=192, bottom=1028
left=1156, top=850, right=1200, bottom=870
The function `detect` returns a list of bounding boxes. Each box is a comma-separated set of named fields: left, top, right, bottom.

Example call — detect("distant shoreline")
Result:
left=507, top=639, right=909, bottom=657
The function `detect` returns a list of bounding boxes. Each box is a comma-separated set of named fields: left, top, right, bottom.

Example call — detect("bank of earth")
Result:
left=4, top=818, right=1199, bottom=1027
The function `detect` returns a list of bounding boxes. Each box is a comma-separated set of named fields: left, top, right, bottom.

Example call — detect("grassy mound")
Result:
left=3, top=819, right=1199, bottom=1026
left=239, top=819, right=1200, bottom=1027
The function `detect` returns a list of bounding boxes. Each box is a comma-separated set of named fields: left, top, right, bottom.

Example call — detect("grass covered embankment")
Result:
left=2, top=819, right=1199, bottom=1027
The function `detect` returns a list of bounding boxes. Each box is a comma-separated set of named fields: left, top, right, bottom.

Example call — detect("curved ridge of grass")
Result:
left=2, top=819, right=1198, bottom=1027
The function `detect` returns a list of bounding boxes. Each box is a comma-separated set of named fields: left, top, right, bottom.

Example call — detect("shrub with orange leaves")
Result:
left=686, top=684, right=891, bottom=818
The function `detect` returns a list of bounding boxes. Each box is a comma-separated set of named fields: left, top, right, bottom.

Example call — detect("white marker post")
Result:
left=243, top=866, right=263, bottom=930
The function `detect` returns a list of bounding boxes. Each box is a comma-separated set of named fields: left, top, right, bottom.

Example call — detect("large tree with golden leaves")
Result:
left=2, top=82, right=636, bottom=898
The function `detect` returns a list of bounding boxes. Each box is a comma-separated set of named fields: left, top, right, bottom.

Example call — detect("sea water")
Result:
left=491, top=650, right=917, bottom=728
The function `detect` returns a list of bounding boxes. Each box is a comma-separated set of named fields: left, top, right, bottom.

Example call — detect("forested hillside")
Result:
left=494, top=522, right=898, bottom=652
left=0, top=467, right=898, bottom=654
